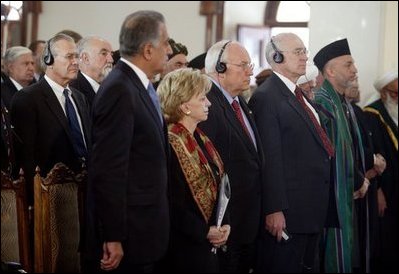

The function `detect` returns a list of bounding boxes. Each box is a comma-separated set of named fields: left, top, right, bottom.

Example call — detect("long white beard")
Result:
left=384, top=94, right=398, bottom=126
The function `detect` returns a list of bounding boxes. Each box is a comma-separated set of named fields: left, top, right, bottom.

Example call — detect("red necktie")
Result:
left=294, top=87, right=335, bottom=158
left=231, top=100, right=251, bottom=139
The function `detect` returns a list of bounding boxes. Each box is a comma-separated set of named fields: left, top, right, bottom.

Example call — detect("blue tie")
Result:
left=147, top=83, right=163, bottom=125
left=63, top=89, right=87, bottom=159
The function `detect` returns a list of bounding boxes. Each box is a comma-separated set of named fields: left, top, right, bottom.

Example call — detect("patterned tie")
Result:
left=294, top=87, right=335, bottom=157
left=147, top=82, right=164, bottom=125
left=231, top=100, right=251, bottom=139
left=63, top=89, right=87, bottom=159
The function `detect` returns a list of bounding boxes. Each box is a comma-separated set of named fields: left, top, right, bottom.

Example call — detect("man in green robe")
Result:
left=314, top=39, right=370, bottom=273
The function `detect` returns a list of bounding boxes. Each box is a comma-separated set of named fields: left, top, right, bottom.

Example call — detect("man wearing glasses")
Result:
left=199, top=40, right=263, bottom=273
left=10, top=33, right=90, bottom=205
left=364, top=71, right=398, bottom=272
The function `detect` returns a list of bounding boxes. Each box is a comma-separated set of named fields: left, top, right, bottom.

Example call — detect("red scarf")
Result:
left=168, top=123, right=224, bottom=222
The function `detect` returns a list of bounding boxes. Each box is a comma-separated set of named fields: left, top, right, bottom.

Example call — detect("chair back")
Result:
left=34, top=163, right=86, bottom=273
left=1, top=170, right=31, bottom=272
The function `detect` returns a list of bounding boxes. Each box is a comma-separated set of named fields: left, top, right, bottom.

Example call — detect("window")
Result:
left=1, top=1, right=23, bottom=21
left=1, top=1, right=41, bottom=51
left=276, top=1, right=310, bottom=22
left=2, top=1, right=23, bottom=52
left=264, top=1, right=310, bottom=47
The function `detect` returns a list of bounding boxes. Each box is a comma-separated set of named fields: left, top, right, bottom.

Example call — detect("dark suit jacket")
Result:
left=70, top=71, right=96, bottom=107
left=1, top=98, right=14, bottom=173
left=10, top=78, right=91, bottom=202
left=248, top=73, right=331, bottom=234
left=1, top=75, right=19, bottom=109
left=168, top=130, right=224, bottom=272
left=198, top=82, right=262, bottom=244
left=85, top=61, right=170, bottom=264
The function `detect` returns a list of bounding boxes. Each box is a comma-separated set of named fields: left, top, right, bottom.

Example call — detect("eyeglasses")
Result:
left=227, top=62, right=254, bottom=71
left=281, top=48, right=309, bottom=57
left=58, top=53, right=79, bottom=61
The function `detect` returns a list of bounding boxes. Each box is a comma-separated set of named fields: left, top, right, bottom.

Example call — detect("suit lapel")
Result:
left=278, top=80, right=326, bottom=150
left=240, top=98, right=264, bottom=158
left=119, top=62, right=166, bottom=146
left=288, top=96, right=326, bottom=150
left=41, top=81, right=75, bottom=144
left=213, top=86, right=258, bottom=155
left=78, top=72, right=96, bottom=103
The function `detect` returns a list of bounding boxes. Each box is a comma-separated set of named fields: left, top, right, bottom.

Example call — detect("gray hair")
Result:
left=4, top=46, right=32, bottom=73
left=205, top=40, right=236, bottom=74
left=41, top=33, right=75, bottom=69
left=119, top=10, right=165, bottom=57
left=265, top=33, right=301, bottom=67
left=77, top=35, right=107, bottom=55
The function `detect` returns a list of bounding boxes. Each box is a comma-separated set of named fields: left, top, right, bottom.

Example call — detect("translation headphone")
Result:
left=43, top=39, right=54, bottom=66
left=215, top=41, right=231, bottom=73
left=270, top=38, right=284, bottom=64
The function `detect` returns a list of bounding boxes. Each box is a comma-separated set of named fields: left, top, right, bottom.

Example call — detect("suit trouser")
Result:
left=256, top=232, right=320, bottom=273
left=218, top=240, right=256, bottom=273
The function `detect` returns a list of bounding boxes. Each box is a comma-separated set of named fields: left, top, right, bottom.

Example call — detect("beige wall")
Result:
left=382, top=1, right=398, bottom=72
left=38, top=1, right=206, bottom=60
left=37, top=1, right=397, bottom=105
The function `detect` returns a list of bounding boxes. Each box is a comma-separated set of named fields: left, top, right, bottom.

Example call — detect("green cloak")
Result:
left=315, top=80, right=355, bottom=273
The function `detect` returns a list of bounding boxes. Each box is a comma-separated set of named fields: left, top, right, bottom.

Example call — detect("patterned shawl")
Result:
left=315, top=80, right=355, bottom=273
left=168, top=123, right=224, bottom=223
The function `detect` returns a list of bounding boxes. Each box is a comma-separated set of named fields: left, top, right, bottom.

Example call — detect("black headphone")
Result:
left=270, top=38, right=284, bottom=64
left=43, top=39, right=54, bottom=66
left=215, top=41, right=231, bottom=73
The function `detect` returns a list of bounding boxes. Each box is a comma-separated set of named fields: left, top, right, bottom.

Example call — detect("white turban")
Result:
left=373, top=71, right=398, bottom=91
left=297, top=64, right=319, bottom=85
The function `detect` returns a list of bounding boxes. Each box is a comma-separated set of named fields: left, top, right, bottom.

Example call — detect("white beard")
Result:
left=102, top=65, right=113, bottom=80
left=384, top=94, right=398, bottom=126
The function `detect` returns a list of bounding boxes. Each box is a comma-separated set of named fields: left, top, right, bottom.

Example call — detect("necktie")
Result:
left=147, top=82, right=163, bottom=125
left=231, top=100, right=251, bottom=139
left=63, top=89, right=87, bottom=159
left=294, top=87, right=335, bottom=157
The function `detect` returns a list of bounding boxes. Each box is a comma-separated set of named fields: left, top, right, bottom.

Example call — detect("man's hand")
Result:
left=374, top=153, right=386, bottom=175
left=207, top=226, right=225, bottom=247
left=265, top=211, right=286, bottom=242
left=377, top=188, right=387, bottom=217
left=101, top=242, right=124, bottom=271
left=353, top=178, right=370, bottom=199
left=218, top=224, right=231, bottom=245
left=365, top=168, right=378, bottom=179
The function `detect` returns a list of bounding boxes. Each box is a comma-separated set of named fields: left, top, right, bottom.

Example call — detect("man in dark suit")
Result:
left=198, top=40, right=263, bottom=273
left=248, top=33, right=334, bottom=272
left=2, top=46, right=35, bottom=108
left=10, top=34, right=90, bottom=205
left=84, top=11, right=172, bottom=273
left=69, top=36, right=114, bottom=106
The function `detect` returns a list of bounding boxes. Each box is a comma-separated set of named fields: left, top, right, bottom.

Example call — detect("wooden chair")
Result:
left=33, top=163, right=87, bottom=273
left=1, top=170, right=31, bottom=272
